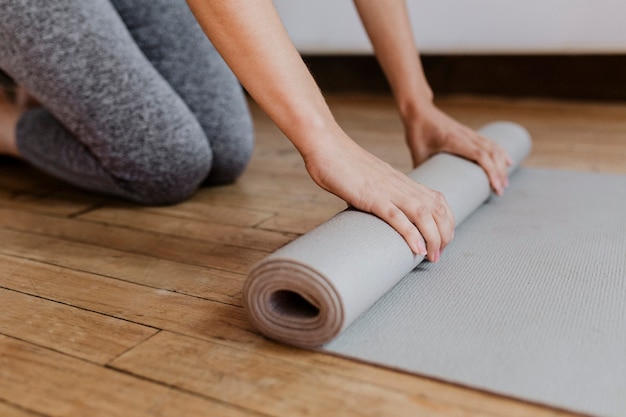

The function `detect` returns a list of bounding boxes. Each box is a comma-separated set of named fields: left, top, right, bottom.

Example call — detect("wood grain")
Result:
left=0, top=288, right=155, bottom=364
left=0, top=335, right=255, bottom=417
left=0, top=401, right=42, bottom=417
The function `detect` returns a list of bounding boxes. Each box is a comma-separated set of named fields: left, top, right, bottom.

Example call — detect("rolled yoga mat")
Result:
left=244, top=121, right=532, bottom=347
left=245, top=122, right=626, bottom=416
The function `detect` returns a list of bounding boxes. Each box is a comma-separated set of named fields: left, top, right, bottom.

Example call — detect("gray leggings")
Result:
left=0, top=0, right=253, bottom=204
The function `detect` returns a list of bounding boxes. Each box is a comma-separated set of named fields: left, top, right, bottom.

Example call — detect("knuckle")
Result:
left=433, top=190, right=446, bottom=202
left=413, top=204, right=429, bottom=219
left=385, top=205, right=401, bottom=220
left=433, top=191, right=448, bottom=208
left=435, top=202, right=448, bottom=218
left=404, top=226, right=421, bottom=241
left=474, top=148, right=489, bottom=161
left=489, top=148, right=499, bottom=159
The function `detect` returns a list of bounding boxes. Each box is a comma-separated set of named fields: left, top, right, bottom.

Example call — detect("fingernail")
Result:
left=416, top=240, right=427, bottom=256
left=494, top=180, right=503, bottom=195
left=409, top=240, right=428, bottom=256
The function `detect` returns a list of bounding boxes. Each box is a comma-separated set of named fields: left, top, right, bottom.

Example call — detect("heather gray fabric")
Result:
left=245, top=122, right=626, bottom=416
left=0, top=0, right=253, bottom=203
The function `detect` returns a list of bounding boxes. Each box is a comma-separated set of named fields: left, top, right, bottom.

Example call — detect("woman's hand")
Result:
left=352, top=0, right=511, bottom=195
left=304, top=129, right=454, bottom=262
left=404, top=101, right=513, bottom=196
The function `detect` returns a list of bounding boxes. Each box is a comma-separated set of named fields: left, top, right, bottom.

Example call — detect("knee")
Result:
left=115, top=127, right=213, bottom=206
left=203, top=109, right=255, bottom=186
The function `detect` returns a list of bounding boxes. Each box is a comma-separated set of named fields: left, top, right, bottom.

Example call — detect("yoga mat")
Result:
left=244, top=121, right=531, bottom=347
left=244, top=122, right=626, bottom=417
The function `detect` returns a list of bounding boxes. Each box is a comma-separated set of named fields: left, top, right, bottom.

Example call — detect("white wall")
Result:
left=274, top=0, right=626, bottom=54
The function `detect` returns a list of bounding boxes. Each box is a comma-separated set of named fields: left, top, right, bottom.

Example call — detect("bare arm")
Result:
left=186, top=0, right=454, bottom=261
left=186, top=1, right=331, bottom=158
left=353, top=0, right=511, bottom=195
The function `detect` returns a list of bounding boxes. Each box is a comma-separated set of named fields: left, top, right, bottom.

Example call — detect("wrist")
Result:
left=396, top=89, right=434, bottom=126
left=286, top=110, right=347, bottom=165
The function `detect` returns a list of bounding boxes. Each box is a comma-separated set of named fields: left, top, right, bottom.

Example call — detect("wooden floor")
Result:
left=1, top=95, right=625, bottom=417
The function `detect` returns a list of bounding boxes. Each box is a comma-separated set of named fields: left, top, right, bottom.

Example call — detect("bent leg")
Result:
left=0, top=0, right=212, bottom=204
left=111, top=0, right=254, bottom=185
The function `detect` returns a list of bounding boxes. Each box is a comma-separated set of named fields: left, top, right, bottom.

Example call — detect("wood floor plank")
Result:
left=0, top=288, right=156, bottom=364
left=112, top=329, right=577, bottom=417
left=139, top=200, right=276, bottom=228
left=222, top=337, right=578, bottom=417
left=0, top=254, right=256, bottom=344
left=0, top=227, right=255, bottom=304
left=326, top=95, right=626, bottom=171
left=0, top=224, right=267, bottom=276
left=74, top=206, right=295, bottom=252
left=0, top=188, right=97, bottom=217
left=0, top=401, right=43, bottom=417
left=0, top=334, right=257, bottom=417
left=255, top=206, right=346, bottom=235
left=111, top=331, right=493, bottom=417
left=436, top=96, right=626, bottom=130
left=188, top=187, right=346, bottom=219
left=207, top=172, right=330, bottom=202
left=0, top=207, right=273, bottom=284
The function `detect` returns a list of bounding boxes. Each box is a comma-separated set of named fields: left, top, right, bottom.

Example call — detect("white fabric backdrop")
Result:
left=274, top=0, right=626, bottom=54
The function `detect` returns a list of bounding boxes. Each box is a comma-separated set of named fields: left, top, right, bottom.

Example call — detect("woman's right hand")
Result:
left=303, top=129, right=455, bottom=263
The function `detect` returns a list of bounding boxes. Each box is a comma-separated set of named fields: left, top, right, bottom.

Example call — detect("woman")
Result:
left=0, top=0, right=510, bottom=262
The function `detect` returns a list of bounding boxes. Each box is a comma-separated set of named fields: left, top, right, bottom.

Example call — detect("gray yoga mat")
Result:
left=244, top=122, right=626, bottom=417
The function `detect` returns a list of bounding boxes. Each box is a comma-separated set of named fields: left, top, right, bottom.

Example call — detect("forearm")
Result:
left=185, top=0, right=341, bottom=159
left=353, top=0, right=433, bottom=120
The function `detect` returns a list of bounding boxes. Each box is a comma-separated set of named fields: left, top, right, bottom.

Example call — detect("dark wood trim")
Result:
left=303, top=54, right=626, bottom=101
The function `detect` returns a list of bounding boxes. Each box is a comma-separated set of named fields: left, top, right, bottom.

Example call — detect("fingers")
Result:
left=406, top=105, right=513, bottom=196
left=306, top=134, right=456, bottom=263
left=435, top=122, right=513, bottom=196
left=377, top=203, right=428, bottom=256
left=468, top=133, right=511, bottom=196
left=419, top=190, right=454, bottom=261
left=371, top=183, right=455, bottom=262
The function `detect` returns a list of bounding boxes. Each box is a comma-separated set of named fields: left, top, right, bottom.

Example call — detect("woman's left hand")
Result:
left=404, top=101, right=513, bottom=196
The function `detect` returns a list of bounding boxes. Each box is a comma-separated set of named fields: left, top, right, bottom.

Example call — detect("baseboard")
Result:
left=302, top=54, right=626, bottom=101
